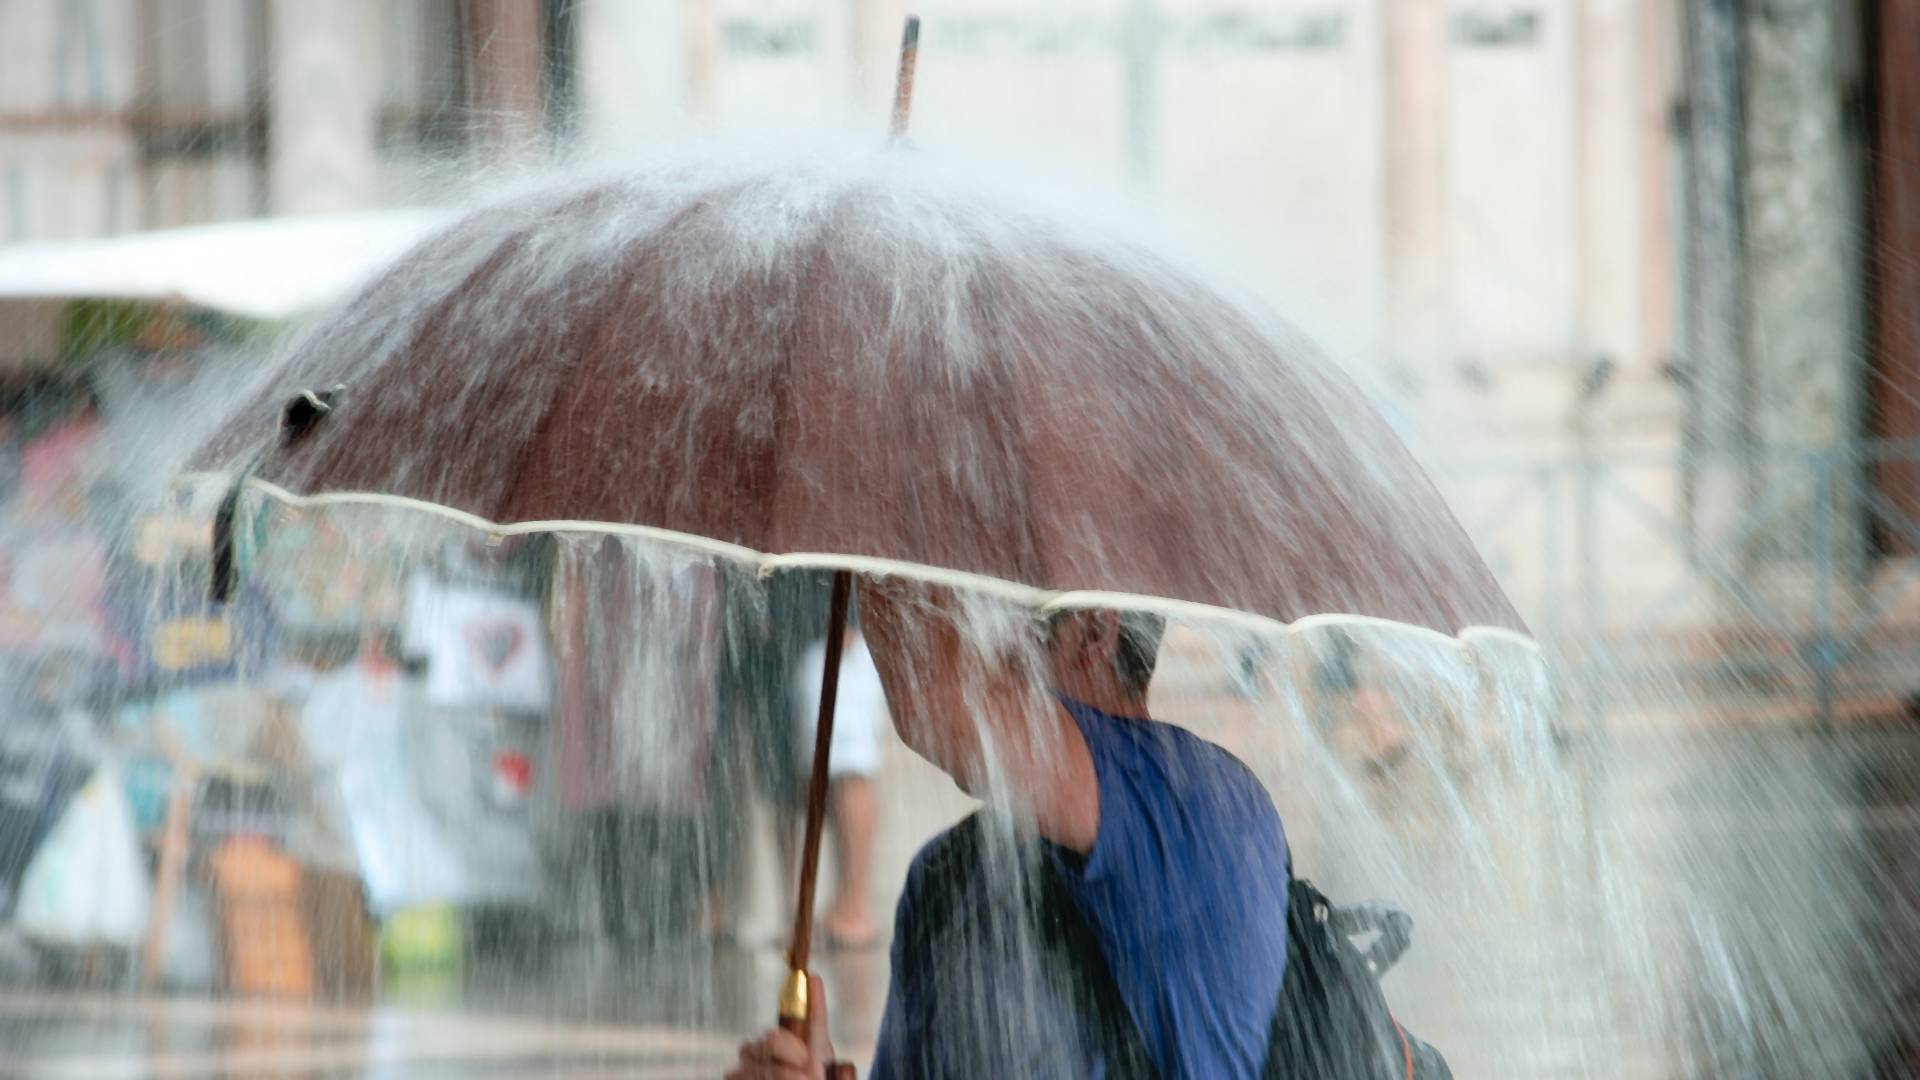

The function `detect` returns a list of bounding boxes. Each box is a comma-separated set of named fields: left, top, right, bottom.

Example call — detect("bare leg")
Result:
left=775, top=804, right=800, bottom=911
left=702, top=705, right=753, bottom=936
left=777, top=792, right=812, bottom=944
left=593, top=812, right=628, bottom=948
left=822, top=775, right=878, bottom=946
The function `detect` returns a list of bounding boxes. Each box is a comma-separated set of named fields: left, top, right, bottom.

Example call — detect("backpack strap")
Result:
left=906, top=813, right=1161, bottom=1079
left=899, top=813, right=985, bottom=958
left=1266, top=875, right=1436, bottom=1079
left=1030, top=845, right=1161, bottom=1080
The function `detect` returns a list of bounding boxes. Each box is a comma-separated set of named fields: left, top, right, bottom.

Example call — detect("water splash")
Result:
left=0, top=139, right=1893, bottom=1078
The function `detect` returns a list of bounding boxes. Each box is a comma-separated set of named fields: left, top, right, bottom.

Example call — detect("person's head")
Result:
left=857, top=579, right=1163, bottom=792
left=1041, top=608, right=1164, bottom=712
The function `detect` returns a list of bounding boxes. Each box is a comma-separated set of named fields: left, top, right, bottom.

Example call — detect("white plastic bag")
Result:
left=301, top=664, right=473, bottom=913
left=16, top=763, right=153, bottom=949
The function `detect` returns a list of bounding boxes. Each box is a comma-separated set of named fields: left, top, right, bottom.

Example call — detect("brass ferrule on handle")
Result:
left=779, top=966, right=810, bottom=1025
left=780, top=965, right=853, bottom=1076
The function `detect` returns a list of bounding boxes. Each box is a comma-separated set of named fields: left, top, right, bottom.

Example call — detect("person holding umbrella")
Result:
left=196, top=128, right=1510, bottom=1080
left=728, top=583, right=1293, bottom=1079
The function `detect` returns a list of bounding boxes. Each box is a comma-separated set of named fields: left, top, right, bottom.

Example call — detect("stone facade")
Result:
left=0, top=0, right=479, bottom=239
left=2, top=1, right=1891, bottom=640
left=575, top=2, right=1678, bottom=430
left=0, top=0, right=141, bottom=241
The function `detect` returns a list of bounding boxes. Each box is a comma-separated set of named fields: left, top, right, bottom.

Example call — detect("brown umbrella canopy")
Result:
left=200, top=151, right=1523, bottom=639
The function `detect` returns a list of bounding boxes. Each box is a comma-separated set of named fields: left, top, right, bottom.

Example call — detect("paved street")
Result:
left=5, top=718, right=1919, bottom=1078
left=0, top=991, right=740, bottom=1078
left=0, top=927, right=901, bottom=1079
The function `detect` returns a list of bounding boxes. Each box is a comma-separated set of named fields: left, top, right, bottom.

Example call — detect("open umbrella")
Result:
left=191, top=26, right=1530, bottom=1062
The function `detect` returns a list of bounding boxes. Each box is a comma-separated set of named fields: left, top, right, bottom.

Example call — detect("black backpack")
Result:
left=1264, top=875, right=1453, bottom=1079
left=909, top=813, right=1452, bottom=1079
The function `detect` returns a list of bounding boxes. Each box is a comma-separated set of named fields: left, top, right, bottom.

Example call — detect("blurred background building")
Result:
left=4, top=0, right=1915, bottom=723
left=1, top=6, right=1918, bottom=1075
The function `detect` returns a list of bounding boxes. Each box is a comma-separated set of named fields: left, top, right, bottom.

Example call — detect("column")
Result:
left=1867, top=0, right=1920, bottom=553
left=573, top=0, right=686, bottom=148
left=1677, top=0, right=1753, bottom=562
left=1742, top=0, right=1865, bottom=560
left=269, top=0, right=375, bottom=215
left=1574, top=0, right=1643, bottom=380
left=466, top=0, right=547, bottom=158
left=1380, top=0, right=1448, bottom=376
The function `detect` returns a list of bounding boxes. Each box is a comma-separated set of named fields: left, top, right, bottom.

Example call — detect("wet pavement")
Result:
left=0, top=766, right=919, bottom=1080
left=0, top=932, right=896, bottom=1078
left=0, top=990, right=738, bottom=1078
left=6, top=723, right=1920, bottom=1078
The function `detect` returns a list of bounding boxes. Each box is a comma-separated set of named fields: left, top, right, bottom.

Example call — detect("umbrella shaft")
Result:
left=790, top=569, right=854, bottom=974
left=890, top=16, right=920, bottom=140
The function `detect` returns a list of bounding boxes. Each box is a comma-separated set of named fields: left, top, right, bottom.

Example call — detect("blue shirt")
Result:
left=869, top=700, right=1291, bottom=1079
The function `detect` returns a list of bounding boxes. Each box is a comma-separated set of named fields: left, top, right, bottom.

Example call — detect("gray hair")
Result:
left=1046, top=608, right=1166, bottom=693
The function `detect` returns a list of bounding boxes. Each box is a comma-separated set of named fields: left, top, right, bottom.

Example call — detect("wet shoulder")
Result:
left=1092, top=711, right=1281, bottom=823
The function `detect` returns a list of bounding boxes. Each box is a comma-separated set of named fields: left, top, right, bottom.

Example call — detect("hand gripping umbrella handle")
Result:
left=780, top=569, right=857, bottom=1080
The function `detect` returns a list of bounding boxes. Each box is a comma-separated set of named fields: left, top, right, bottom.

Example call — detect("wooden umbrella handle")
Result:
left=786, top=570, right=851, bottom=974
left=779, top=570, right=858, bottom=1078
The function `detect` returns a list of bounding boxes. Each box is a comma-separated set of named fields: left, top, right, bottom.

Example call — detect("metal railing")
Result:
left=1439, top=439, right=1920, bottom=726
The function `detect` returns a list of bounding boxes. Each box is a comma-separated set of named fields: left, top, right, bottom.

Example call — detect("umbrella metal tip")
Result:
left=890, top=15, right=922, bottom=142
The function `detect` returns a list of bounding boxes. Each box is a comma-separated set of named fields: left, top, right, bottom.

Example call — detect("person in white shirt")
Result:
left=791, top=621, right=887, bottom=949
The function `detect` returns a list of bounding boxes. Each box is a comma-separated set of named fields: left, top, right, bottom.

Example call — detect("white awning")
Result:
left=0, top=208, right=452, bottom=366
